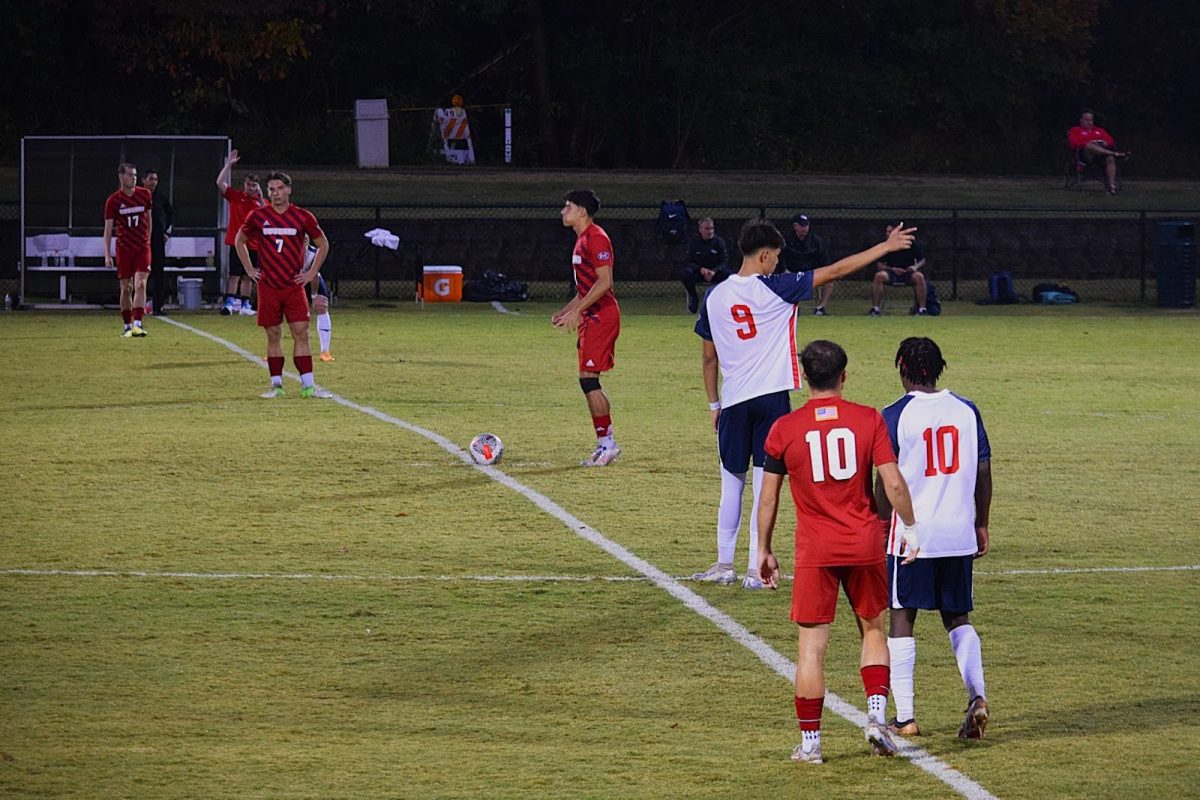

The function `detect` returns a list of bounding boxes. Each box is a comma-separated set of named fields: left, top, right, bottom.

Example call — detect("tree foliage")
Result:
left=5, top=0, right=1196, bottom=175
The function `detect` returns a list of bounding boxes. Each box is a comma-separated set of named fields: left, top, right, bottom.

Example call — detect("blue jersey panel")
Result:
left=760, top=271, right=814, bottom=304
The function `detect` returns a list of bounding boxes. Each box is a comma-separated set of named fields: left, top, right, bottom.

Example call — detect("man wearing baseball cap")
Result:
left=781, top=214, right=833, bottom=315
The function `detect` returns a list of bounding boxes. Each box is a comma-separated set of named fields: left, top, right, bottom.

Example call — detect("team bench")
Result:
left=24, top=235, right=218, bottom=301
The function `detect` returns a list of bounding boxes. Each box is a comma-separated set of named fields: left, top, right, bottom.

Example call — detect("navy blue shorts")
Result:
left=717, top=391, right=790, bottom=473
left=888, top=554, right=974, bottom=613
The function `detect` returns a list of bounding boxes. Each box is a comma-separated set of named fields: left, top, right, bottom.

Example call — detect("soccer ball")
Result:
left=468, top=433, right=503, bottom=465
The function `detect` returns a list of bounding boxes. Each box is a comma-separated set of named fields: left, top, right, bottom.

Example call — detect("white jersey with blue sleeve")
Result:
left=881, top=390, right=991, bottom=558
left=694, top=271, right=813, bottom=409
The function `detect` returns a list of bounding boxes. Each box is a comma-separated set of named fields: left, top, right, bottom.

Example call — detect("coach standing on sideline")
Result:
left=144, top=169, right=173, bottom=315
left=235, top=172, right=329, bottom=399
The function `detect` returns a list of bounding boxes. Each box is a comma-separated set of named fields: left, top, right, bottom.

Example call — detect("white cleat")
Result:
left=581, top=444, right=621, bottom=467
left=791, top=742, right=823, bottom=764
left=239, top=304, right=256, bottom=316
left=865, top=723, right=899, bottom=757
left=260, top=386, right=284, bottom=399
left=741, top=574, right=766, bottom=590
left=692, top=563, right=737, bottom=585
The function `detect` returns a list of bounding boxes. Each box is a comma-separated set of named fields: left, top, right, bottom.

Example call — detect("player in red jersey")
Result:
left=235, top=171, right=330, bottom=399
left=755, top=340, right=920, bottom=764
left=102, top=163, right=153, bottom=337
left=553, top=189, right=621, bottom=466
left=217, top=149, right=264, bottom=315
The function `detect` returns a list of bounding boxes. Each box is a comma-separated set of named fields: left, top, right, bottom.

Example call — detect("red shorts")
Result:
left=257, top=282, right=310, bottom=328
left=116, top=249, right=151, bottom=280
left=577, top=306, right=620, bottom=373
left=791, top=561, right=888, bottom=624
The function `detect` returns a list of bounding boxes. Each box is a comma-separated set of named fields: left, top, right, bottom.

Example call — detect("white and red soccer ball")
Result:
left=468, top=433, right=503, bottom=465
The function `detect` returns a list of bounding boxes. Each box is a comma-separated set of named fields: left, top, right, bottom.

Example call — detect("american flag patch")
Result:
left=814, top=406, right=839, bottom=421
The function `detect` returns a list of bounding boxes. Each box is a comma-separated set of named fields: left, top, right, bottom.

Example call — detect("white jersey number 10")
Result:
left=922, top=426, right=961, bottom=477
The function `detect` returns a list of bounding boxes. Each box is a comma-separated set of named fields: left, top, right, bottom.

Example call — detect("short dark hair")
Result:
left=895, top=337, right=946, bottom=386
left=563, top=189, right=600, bottom=217
left=118, top=163, right=136, bottom=175
left=737, top=219, right=785, bottom=256
left=800, top=340, right=848, bottom=390
left=143, top=169, right=159, bottom=178
left=265, top=171, right=292, bottom=187
left=244, top=173, right=261, bottom=185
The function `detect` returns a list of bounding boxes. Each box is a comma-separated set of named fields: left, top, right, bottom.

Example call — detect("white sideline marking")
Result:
left=6, top=565, right=1196, bottom=583
left=125, top=317, right=998, bottom=798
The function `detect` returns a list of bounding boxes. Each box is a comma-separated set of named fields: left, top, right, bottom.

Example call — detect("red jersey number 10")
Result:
left=922, top=426, right=961, bottom=477
left=731, top=304, right=757, bottom=340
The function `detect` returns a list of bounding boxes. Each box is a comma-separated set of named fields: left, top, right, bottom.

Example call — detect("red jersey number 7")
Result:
left=731, top=304, right=757, bottom=340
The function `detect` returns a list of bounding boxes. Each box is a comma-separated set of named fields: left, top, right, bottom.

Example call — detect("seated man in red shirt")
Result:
left=1067, top=109, right=1129, bottom=195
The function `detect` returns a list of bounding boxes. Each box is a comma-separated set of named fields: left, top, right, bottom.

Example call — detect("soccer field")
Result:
left=2, top=301, right=1198, bottom=799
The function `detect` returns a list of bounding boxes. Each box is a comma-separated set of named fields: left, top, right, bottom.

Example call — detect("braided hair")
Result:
left=895, top=337, right=946, bottom=387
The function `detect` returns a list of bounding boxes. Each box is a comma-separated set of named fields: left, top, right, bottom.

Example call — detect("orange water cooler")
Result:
left=421, top=265, right=463, bottom=303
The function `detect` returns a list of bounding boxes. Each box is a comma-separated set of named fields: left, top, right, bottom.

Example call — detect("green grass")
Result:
left=3, top=163, right=1198, bottom=209
left=2, top=304, right=1199, bottom=799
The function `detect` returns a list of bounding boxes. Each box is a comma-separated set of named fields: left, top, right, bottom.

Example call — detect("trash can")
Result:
left=178, top=277, right=203, bottom=310
left=354, top=99, right=390, bottom=168
left=1156, top=221, right=1196, bottom=308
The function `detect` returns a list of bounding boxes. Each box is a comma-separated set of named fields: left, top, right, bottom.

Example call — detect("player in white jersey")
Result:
left=305, top=243, right=335, bottom=362
left=693, top=219, right=916, bottom=588
left=876, top=337, right=993, bottom=739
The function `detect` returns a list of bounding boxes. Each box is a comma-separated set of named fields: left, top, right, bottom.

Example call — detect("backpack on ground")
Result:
left=988, top=271, right=1020, bottom=304
left=462, top=270, right=529, bottom=302
left=655, top=199, right=690, bottom=245
left=911, top=281, right=942, bottom=315
left=1031, top=282, right=1080, bottom=304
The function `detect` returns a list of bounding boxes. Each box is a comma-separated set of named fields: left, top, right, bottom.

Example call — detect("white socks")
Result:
left=888, top=636, right=917, bottom=722
left=867, top=693, right=888, bottom=726
left=747, top=466, right=764, bottom=569
left=716, top=467, right=746, bottom=565
left=949, top=625, right=986, bottom=703
left=317, top=312, right=332, bottom=352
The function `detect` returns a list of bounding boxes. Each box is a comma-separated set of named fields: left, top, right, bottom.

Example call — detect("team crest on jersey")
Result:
left=597, top=250, right=611, bottom=261
left=814, top=406, right=839, bottom=421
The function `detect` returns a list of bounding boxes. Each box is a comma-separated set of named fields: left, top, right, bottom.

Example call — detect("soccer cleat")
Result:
left=686, top=293, right=699, bottom=314
left=300, top=386, right=333, bottom=399
left=131, top=324, right=147, bottom=337
left=887, top=718, right=921, bottom=737
left=581, top=444, right=621, bottom=467
left=813, top=306, right=827, bottom=316
left=692, top=563, right=737, bottom=585
left=260, top=386, right=284, bottom=399
left=916, top=308, right=929, bottom=316
left=867, top=307, right=882, bottom=317
left=122, top=327, right=134, bottom=338
left=239, top=303, right=256, bottom=316
left=319, top=351, right=335, bottom=362
left=958, top=697, right=989, bottom=740
left=231, top=298, right=243, bottom=313
left=791, top=742, right=823, bottom=764
left=741, top=574, right=766, bottom=590
left=220, top=298, right=234, bottom=316
left=865, top=723, right=899, bottom=756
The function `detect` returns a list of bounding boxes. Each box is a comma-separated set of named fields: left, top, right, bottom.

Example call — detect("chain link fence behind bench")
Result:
left=6, top=201, right=1195, bottom=305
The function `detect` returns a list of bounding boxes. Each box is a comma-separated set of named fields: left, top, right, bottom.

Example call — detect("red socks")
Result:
left=294, top=355, right=313, bottom=376
left=592, top=414, right=612, bottom=438
left=861, top=664, right=890, bottom=698
left=268, top=356, right=285, bottom=378
left=121, top=309, right=133, bottom=324
left=795, top=696, right=824, bottom=731
left=132, top=306, right=144, bottom=322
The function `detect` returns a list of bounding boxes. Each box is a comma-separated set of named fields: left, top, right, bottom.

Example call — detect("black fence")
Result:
left=5, top=201, right=1197, bottom=306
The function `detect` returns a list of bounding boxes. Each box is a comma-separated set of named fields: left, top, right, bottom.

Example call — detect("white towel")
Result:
left=364, top=228, right=400, bottom=250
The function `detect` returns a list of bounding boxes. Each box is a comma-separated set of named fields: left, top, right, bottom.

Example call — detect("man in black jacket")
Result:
left=681, top=217, right=731, bottom=313
left=143, top=170, right=174, bottom=315
left=780, top=214, right=833, bottom=315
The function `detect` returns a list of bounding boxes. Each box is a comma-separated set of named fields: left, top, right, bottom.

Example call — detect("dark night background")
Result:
left=4, top=0, right=1198, bottom=176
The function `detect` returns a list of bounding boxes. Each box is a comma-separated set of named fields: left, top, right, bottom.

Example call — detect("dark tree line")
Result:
left=5, top=0, right=1197, bottom=175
